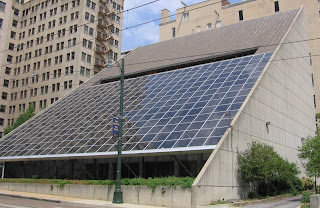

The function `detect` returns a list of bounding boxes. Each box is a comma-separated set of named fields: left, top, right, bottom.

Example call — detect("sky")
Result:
left=121, top=0, right=242, bottom=51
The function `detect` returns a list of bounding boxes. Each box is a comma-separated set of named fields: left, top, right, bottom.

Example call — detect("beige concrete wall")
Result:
left=0, top=183, right=192, bottom=208
left=191, top=9, right=316, bottom=207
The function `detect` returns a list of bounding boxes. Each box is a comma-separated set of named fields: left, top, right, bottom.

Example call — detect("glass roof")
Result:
left=0, top=52, right=272, bottom=160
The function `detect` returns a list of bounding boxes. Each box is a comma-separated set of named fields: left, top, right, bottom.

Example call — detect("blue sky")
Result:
left=121, top=0, right=242, bottom=51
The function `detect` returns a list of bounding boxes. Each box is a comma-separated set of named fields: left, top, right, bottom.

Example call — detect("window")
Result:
left=0, top=1, right=5, bottom=12
left=172, top=27, right=175, bottom=38
left=5, top=67, right=10, bottom=75
left=0, top=18, right=2, bottom=29
left=207, top=23, right=212, bottom=30
left=7, top=55, right=13, bottom=63
left=196, top=26, right=201, bottom=33
left=3, top=79, right=9, bottom=87
left=85, top=12, right=89, bottom=20
left=2, top=92, right=7, bottom=100
left=12, top=20, right=18, bottom=27
left=274, top=1, right=279, bottom=12
left=216, top=20, right=222, bottom=28
left=239, top=10, right=243, bottom=21
left=183, top=12, right=189, bottom=22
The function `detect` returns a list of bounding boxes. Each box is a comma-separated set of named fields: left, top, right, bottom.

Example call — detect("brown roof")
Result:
left=83, top=8, right=300, bottom=88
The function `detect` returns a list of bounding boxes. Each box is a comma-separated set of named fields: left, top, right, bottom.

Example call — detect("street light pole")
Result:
left=113, top=58, right=124, bottom=203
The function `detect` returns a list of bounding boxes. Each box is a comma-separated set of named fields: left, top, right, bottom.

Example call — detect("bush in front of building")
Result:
left=238, top=141, right=302, bottom=198
left=302, top=177, right=315, bottom=191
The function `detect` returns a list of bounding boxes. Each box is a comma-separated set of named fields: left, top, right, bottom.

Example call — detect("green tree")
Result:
left=238, top=141, right=302, bottom=197
left=298, top=133, right=320, bottom=193
left=4, top=104, right=35, bottom=135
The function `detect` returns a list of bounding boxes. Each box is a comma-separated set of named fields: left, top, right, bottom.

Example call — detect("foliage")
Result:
left=302, top=192, right=314, bottom=203
left=248, top=191, right=259, bottom=199
left=0, top=177, right=194, bottom=189
left=316, top=113, right=320, bottom=119
left=298, top=133, right=320, bottom=179
left=302, top=177, right=315, bottom=191
left=4, top=105, right=35, bottom=135
left=238, top=141, right=302, bottom=197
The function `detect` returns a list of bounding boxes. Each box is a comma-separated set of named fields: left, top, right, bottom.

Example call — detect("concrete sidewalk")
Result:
left=0, top=189, right=167, bottom=208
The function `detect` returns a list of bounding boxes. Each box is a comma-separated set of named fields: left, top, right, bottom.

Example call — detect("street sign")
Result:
left=113, top=117, right=120, bottom=137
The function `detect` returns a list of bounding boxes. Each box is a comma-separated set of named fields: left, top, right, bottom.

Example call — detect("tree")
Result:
left=4, top=104, right=35, bottom=135
left=238, top=141, right=302, bottom=197
left=298, top=133, right=320, bottom=193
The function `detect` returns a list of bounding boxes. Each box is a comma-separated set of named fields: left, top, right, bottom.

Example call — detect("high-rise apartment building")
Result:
left=0, top=0, right=123, bottom=136
left=160, top=0, right=320, bottom=127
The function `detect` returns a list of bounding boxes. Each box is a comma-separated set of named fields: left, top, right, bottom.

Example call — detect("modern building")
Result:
left=0, top=0, right=123, bottom=136
left=0, top=7, right=315, bottom=207
left=159, top=0, right=320, bottom=129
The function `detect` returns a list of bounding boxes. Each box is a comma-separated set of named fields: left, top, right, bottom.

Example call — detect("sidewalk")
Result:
left=0, top=189, right=167, bottom=208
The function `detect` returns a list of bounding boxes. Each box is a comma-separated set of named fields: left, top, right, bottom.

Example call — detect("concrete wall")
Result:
left=191, top=9, right=316, bottom=207
left=0, top=182, right=192, bottom=208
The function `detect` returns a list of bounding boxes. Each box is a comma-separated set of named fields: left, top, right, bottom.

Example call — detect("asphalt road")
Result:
left=239, top=195, right=302, bottom=208
left=0, top=195, right=90, bottom=208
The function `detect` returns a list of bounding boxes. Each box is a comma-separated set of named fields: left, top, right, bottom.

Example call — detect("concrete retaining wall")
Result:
left=0, top=183, right=192, bottom=208
left=310, top=194, right=320, bottom=208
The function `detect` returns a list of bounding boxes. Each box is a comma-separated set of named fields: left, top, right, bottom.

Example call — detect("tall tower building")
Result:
left=0, top=0, right=123, bottom=136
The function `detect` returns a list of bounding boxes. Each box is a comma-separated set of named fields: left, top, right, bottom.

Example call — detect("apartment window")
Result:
left=81, top=53, right=86, bottom=61
left=14, top=9, right=19, bottom=16
left=172, top=27, right=175, bottom=38
left=8, top=43, right=14, bottom=50
left=239, top=10, right=243, bottom=21
left=183, top=12, right=189, bottom=22
left=216, top=20, right=222, bottom=28
left=12, top=20, right=18, bottom=27
left=207, top=23, right=212, bottom=30
left=7, top=55, right=13, bottom=63
left=3, top=79, right=9, bottom=87
left=274, top=1, right=279, bottom=12
left=91, top=2, right=96, bottom=10
left=314, top=95, right=317, bottom=108
left=312, top=74, right=314, bottom=86
left=11, top=31, right=16, bottom=39
left=5, top=67, right=10, bottom=75
left=64, top=81, right=68, bottom=89
left=2, top=92, right=7, bottom=100
left=310, top=53, right=312, bottom=65
left=0, top=1, right=5, bottom=12
left=0, top=18, right=2, bottom=29
left=80, top=66, right=85, bottom=75
left=196, top=26, right=201, bottom=33
left=69, top=80, right=72, bottom=89
left=86, top=0, right=91, bottom=7
left=86, top=68, right=90, bottom=77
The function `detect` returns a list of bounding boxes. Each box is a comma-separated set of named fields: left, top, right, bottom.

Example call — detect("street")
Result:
left=0, top=195, right=90, bottom=208
left=239, top=195, right=302, bottom=208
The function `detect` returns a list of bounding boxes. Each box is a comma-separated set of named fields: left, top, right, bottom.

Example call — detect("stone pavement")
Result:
left=0, top=189, right=167, bottom=208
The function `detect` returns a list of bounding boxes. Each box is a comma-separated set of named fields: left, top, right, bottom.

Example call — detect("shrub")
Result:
left=302, top=177, right=314, bottom=191
left=302, top=192, right=314, bottom=203
left=248, top=191, right=259, bottom=199
left=238, top=141, right=302, bottom=197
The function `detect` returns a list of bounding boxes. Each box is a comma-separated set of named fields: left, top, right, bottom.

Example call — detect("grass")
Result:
left=301, top=204, right=310, bottom=208
left=0, top=177, right=195, bottom=189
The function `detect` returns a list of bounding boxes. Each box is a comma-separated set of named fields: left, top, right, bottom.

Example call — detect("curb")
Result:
left=230, top=194, right=298, bottom=207
left=0, top=192, right=61, bottom=203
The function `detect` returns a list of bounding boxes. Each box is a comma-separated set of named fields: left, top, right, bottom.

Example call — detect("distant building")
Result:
left=159, top=0, right=320, bottom=129
left=0, top=8, right=315, bottom=207
left=0, top=0, right=123, bottom=136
